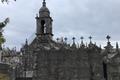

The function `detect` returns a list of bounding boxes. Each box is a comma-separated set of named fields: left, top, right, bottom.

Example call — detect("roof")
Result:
left=39, top=6, right=50, bottom=13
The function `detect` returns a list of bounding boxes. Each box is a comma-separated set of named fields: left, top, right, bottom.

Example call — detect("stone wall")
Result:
left=33, top=48, right=104, bottom=80
left=0, top=63, right=13, bottom=80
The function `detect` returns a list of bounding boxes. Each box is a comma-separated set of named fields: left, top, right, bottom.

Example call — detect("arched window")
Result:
left=41, top=20, right=45, bottom=34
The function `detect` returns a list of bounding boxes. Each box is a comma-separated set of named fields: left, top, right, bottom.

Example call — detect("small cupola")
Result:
left=39, top=0, right=50, bottom=17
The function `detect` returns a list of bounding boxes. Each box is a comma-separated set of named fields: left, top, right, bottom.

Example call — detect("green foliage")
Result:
left=0, top=32, right=5, bottom=45
left=0, top=31, right=5, bottom=49
left=0, top=0, right=13, bottom=49
left=0, top=18, right=9, bottom=48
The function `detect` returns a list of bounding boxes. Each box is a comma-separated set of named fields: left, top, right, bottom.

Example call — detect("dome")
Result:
left=39, top=0, right=50, bottom=13
left=39, top=6, right=50, bottom=13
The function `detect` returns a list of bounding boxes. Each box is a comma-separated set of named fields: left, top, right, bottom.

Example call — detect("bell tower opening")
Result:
left=41, top=20, right=45, bottom=34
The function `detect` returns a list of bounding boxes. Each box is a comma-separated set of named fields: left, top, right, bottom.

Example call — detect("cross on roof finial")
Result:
left=72, top=37, right=76, bottom=43
left=43, top=0, right=46, bottom=6
left=56, top=38, right=59, bottom=42
left=116, top=42, right=119, bottom=49
left=80, top=36, right=84, bottom=43
left=80, top=36, right=84, bottom=46
left=64, top=37, right=67, bottom=41
left=89, top=36, right=92, bottom=42
left=80, top=36, right=84, bottom=41
left=106, top=35, right=111, bottom=42
left=26, top=39, right=28, bottom=44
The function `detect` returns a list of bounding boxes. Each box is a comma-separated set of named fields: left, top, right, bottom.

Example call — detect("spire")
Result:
left=25, top=39, right=28, bottom=47
left=72, top=37, right=76, bottom=44
left=80, top=36, right=85, bottom=48
left=116, top=42, right=119, bottom=53
left=116, top=42, right=119, bottom=49
left=23, top=39, right=29, bottom=50
left=71, top=37, right=76, bottom=48
left=80, top=36, right=84, bottom=44
left=43, top=0, right=46, bottom=7
left=104, top=35, right=113, bottom=52
left=25, top=39, right=28, bottom=45
left=88, top=36, right=94, bottom=48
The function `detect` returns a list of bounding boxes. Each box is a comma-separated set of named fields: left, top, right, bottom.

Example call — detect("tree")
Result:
left=0, top=18, right=9, bottom=49
left=0, top=0, right=15, bottom=49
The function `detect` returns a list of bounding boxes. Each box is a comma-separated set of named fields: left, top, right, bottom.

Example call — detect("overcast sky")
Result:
left=0, top=0, right=120, bottom=50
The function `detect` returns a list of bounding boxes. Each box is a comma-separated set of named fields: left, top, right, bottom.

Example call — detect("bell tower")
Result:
left=36, top=0, right=53, bottom=41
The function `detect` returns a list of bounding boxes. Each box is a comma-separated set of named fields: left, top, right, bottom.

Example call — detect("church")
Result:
left=1, top=0, right=120, bottom=80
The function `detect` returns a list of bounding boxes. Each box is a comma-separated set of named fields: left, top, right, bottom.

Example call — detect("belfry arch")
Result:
left=41, top=20, right=46, bottom=34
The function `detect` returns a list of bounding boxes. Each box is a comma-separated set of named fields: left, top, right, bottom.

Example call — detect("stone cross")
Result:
left=43, top=0, right=46, bottom=6
left=72, top=37, right=76, bottom=43
left=106, top=35, right=111, bottom=42
left=89, top=36, right=92, bottom=42
left=64, top=37, right=67, bottom=42
left=56, top=38, right=59, bottom=42
left=80, top=36, right=84, bottom=41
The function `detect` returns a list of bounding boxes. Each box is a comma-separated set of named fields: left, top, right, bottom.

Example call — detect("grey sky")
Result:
left=0, top=0, right=120, bottom=50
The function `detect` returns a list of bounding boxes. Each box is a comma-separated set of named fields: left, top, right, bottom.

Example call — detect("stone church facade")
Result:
left=14, top=0, right=120, bottom=80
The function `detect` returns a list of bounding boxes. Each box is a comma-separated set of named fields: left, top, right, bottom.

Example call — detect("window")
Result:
left=41, top=20, right=45, bottom=34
